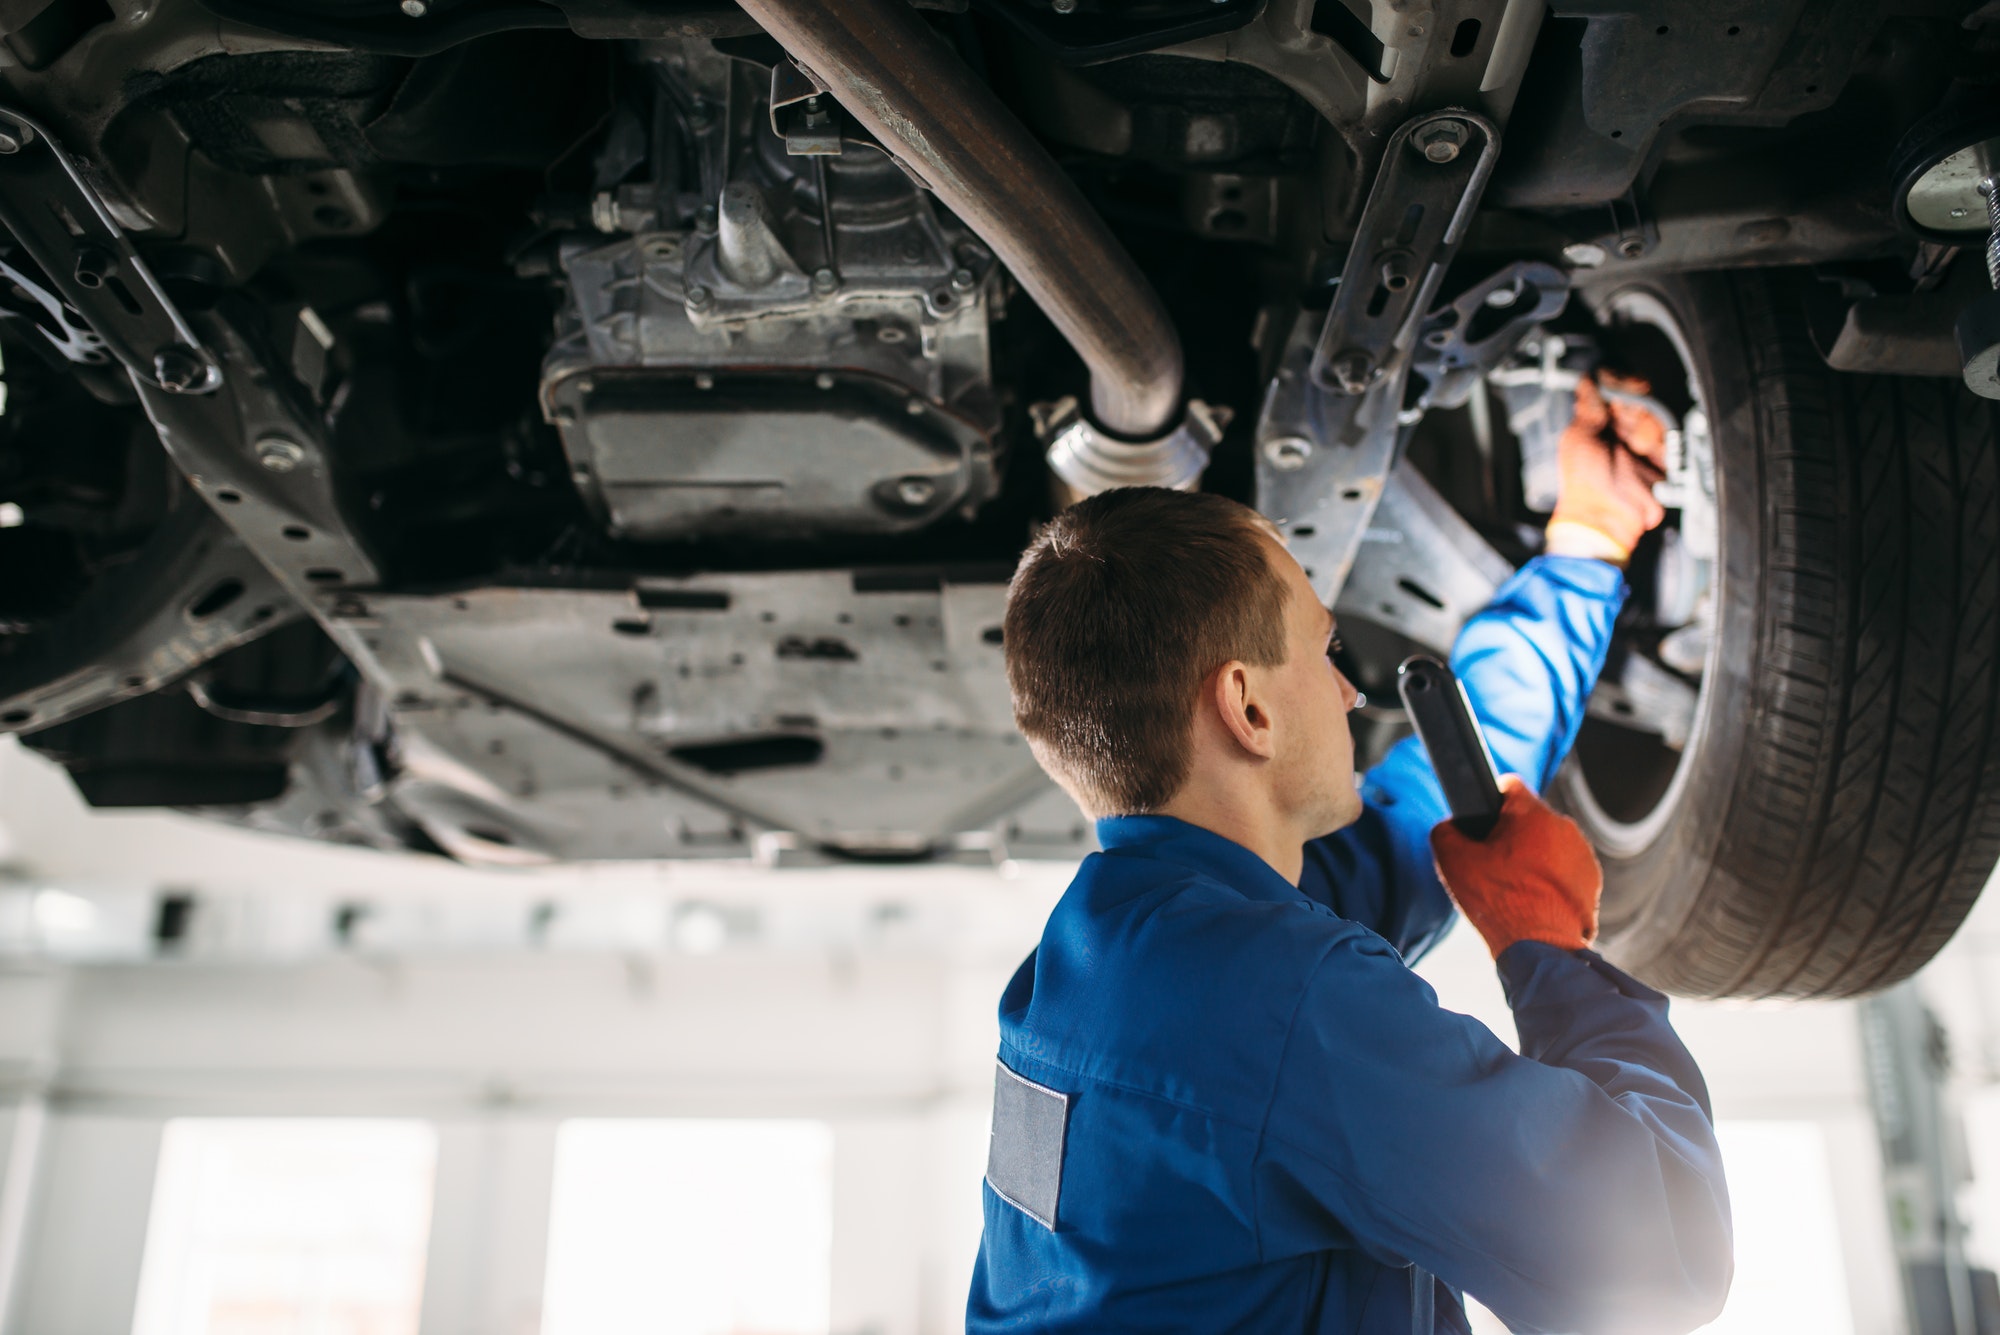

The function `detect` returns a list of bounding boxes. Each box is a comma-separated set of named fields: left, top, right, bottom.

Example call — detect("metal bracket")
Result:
left=770, top=60, right=843, bottom=156
left=1255, top=315, right=1402, bottom=599
left=1409, top=260, right=1570, bottom=409
left=1334, top=461, right=1515, bottom=657
left=135, top=309, right=382, bottom=605
left=0, top=107, right=219, bottom=394
left=1257, top=109, right=1502, bottom=604
left=0, top=113, right=344, bottom=736
left=1310, top=109, right=1501, bottom=396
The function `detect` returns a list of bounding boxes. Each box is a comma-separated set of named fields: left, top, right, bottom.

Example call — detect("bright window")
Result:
left=1698, top=1121, right=1854, bottom=1335
left=1958, top=1085, right=2000, bottom=1269
left=541, top=1119, right=833, bottom=1335
left=130, top=1119, right=437, bottom=1335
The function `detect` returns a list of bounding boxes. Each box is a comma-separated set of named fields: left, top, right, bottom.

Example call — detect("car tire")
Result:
left=1558, top=267, right=2000, bottom=998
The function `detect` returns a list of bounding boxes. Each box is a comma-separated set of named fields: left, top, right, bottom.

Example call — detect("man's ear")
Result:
left=1208, top=661, right=1278, bottom=760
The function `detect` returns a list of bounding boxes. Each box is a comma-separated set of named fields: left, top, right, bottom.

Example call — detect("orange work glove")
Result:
left=1545, top=371, right=1670, bottom=564
left=1430, top=776, right=1603, bottom=959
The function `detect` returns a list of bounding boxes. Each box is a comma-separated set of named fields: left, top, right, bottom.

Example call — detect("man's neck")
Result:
left=1154, top=786, right=1305, bottom=885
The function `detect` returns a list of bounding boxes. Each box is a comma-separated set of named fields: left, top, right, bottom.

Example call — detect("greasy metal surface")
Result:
left=734, top=0, right=1184, bottom=437
left=542, top=42, right=1002, bottom=540
left=0, top=500, right=299, bottom=735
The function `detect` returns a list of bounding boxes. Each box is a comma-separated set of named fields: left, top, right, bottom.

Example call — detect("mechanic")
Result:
left=969, top=375, right=1733, bottom=1334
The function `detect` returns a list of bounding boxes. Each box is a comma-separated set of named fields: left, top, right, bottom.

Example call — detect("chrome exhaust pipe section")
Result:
left=734, top=0, right=1186, bottom=440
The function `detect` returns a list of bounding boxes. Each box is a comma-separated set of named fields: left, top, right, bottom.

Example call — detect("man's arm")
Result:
left=1299, top=554, right=1624, bottom=956
left=1256, top=933, right=1732, bottom=1335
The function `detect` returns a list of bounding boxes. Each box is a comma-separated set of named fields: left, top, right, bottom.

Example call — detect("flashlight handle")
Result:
left=1396, top=654, right=1505, bottom=840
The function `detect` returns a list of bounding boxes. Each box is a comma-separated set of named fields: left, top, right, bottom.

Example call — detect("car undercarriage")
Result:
left=2, top=0, right=1998, bottom=996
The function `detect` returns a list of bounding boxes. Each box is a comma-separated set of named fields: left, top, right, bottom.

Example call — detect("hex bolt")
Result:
left=811, top=267, right=838, bottom=295
left=897, top=476, right=937, bottom=506
left=73, top=247, right=116, bottom=289
left=950, top=267, right=976, bottom=291
left=1329, top=350, right=1373, bottom=396
left=1419, top=121, right=1466, bottom=164
left=686, top=284, right=713, bottom=311
left=400, top=0, right=427, bottom=14
left=815, top=372, right=836, bottom=390
left=256, top=437, right=307, bottom=473
left=1618, top=237, right=1646, bottom=259
left=1262, top=435, right=1314, bottom=471
left=153, top=346, right=218, bottom=394
left=1051, top=0, right=1076, bottom=12
left=0, top=125, right=32, bottom=155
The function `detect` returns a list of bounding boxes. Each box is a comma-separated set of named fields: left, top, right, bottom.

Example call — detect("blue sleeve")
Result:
left=1255, top=936, right=1732, bottom=1335
left=1299, top=556, right=1625, bottom=959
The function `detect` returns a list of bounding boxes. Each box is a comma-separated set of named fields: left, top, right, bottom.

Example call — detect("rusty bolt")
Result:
left=1418, top=121, right=1466, bottom=164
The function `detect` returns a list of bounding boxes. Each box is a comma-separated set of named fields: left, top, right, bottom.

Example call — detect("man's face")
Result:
left=1256, top=533, right=1364, bottom=837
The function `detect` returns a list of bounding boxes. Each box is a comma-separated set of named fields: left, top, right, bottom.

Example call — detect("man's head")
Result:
left=1004, top=487, right=1362, bottom=840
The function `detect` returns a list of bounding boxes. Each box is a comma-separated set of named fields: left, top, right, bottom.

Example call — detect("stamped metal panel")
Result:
left=356, top=572, right=1056, bottom=859
left=1336, top=462, right=1516, bottom=657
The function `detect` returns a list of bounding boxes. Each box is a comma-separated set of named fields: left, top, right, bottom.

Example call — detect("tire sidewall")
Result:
left=1557, top=272, right=1767, bottom=984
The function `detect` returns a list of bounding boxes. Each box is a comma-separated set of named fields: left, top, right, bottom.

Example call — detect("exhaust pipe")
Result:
left=734, top=0, right=1185, bottom=440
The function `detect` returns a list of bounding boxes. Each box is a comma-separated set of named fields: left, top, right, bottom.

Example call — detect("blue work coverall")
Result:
left=969, top=556, right=1733, bottom=1334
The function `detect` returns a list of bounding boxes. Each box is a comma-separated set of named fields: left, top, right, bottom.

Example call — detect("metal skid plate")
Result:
left=339, top=571, right=1065, bottom=862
